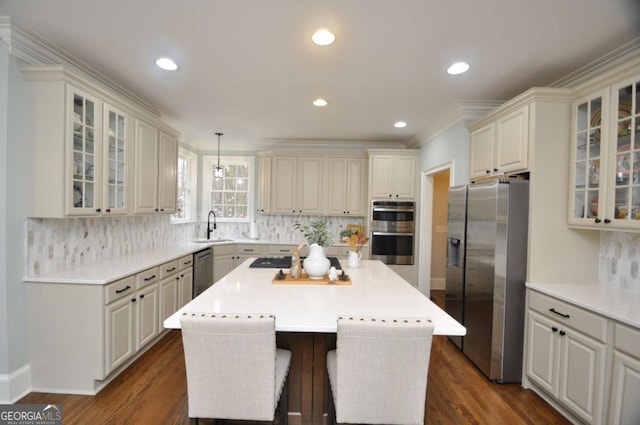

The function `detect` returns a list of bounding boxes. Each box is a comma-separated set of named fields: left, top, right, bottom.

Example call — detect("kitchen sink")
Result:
left=192, top=238, right=234, bottom=244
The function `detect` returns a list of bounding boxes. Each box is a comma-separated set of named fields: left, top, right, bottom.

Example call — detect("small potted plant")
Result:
left=293, top=218, right=334, bottom=279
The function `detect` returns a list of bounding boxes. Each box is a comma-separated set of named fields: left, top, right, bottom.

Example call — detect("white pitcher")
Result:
left=347, top=250, right=361, bottom=268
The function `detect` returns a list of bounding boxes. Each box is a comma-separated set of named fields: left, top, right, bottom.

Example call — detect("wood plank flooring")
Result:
left=18, top=291, right=570, bottom=424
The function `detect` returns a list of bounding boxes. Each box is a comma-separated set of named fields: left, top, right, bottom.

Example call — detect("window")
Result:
left=203, top=156, right=254, bottom=222
left=173, top=148, right=197, bottom=222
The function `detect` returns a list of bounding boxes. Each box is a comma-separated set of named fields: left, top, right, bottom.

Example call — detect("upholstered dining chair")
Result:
left=180, top=312, right=291, bottom=425
left=326, top=316, right=435, bottom=425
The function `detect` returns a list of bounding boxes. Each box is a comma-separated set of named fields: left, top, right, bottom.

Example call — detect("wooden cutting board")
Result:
left=272, top=271, right=351, bottom=285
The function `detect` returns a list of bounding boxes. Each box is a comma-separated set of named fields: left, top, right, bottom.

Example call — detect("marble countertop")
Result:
left=23, top=238, right=358, bottom=285
left=164, top=259, right=466, bottom=335
left=526, top=282, right=640, bottom=329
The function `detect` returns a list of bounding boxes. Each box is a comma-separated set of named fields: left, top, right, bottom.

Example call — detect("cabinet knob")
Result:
left=131, top=298, right=136, bottom=303
left=160, top=208, right=164, bottom=212
left=155, top=208, right=159, bottom=212
left=493, top=168, right=498, bottom=172
left=176, top=277, right=179, bottom=280
left=559, top=330, right=566, bottom=336
left=95, top=208, right=101, bottom=213
left=551, top=327, right=558, bottom=333
left=594, top=218, right=602, bottom=224
left=139, top=294, right=145, bottom=299
left=105, top=208, right=111, bottom=213
left=486, top=170, right=491, bottom=174
left=388, top=194, right=392, bottom=197
left=604, top=218, right=611, bottom=224
left=292, top=210, right=295, bottom=213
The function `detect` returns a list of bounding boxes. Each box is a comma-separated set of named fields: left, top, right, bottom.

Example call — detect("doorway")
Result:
left=418, top=162, right=453, bottom=296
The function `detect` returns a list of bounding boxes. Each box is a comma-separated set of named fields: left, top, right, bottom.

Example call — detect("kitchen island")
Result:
left=165, top=259, right=465, bottom=425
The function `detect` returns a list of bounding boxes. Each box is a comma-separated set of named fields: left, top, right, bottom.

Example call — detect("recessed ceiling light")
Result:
left=394, top=121, right=407, bottom=128
left=313, top=98, right=328, bottom=107
left=447, top=62, right=469, bottom=75
left=156, top=57, right=178, bottom=71
left=312, top=29, right=336, bottom=46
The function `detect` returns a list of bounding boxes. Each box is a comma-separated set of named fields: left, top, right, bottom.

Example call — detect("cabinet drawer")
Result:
left=235, top=244, right=263, bottom=255
left=159, top=260, right=179, bottom=278
left=529, top=290, right=608, bottom=342
left=105, top=275, right=135, bottom=305
left=136, top=266, right=159, bottom=289
left=268, top=245, right=296, bottom=255
left=179, top=255, right=193, bottom=270
left=614, top=323, right=640, bottom=358
left=213, top=244, right=234, bottom=256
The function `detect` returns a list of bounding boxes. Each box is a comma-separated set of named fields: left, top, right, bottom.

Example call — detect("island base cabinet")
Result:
left=275, top=332, right=336, bottom=425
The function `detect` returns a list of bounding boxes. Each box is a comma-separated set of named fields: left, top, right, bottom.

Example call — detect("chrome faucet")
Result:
left=207, top=210, right=217, bottom=239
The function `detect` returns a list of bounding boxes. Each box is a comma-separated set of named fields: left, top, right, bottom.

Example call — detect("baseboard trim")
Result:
left=431, top=277, right=446, bottom=290
left=0, top=364, right=32, bottom=403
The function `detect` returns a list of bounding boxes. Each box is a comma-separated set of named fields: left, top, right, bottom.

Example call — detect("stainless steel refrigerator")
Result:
left=445, top=180, right=529, bottom=383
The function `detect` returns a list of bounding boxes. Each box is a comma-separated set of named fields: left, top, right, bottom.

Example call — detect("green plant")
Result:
left=293, top=218, right=334, bottom=247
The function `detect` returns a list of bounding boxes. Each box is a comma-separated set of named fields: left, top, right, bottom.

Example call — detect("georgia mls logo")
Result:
left=0, top=404, right=62, bottom=425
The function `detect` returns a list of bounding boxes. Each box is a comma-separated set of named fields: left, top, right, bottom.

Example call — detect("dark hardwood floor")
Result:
left=18, top=291, right=570, bottom=424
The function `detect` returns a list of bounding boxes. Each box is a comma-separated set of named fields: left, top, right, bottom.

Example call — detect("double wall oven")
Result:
left=370, top=201, right=415, bottom=265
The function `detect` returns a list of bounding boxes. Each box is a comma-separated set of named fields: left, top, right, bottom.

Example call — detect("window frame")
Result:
left=202, top=155, right=254, bottom=223
left=172, top=147, right=198, bottom=223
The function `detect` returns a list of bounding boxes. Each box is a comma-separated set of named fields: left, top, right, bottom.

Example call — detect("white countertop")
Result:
left=23, top=238, right=362, bottom=285
left=526, top=282, right=640, bottom=329
left=164, top=259, right=466, bottom=336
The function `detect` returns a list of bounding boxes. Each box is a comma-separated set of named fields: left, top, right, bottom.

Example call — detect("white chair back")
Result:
left=180, top=313, right=289, bottom=421
left=328, top=316, right=435, bottom=425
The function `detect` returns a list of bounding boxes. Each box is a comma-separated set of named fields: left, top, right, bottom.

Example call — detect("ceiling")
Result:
left=1, top=0, right=639, bottom=150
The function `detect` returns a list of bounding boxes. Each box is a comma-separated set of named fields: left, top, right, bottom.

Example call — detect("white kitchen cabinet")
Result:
left=213, top=244, right=235, bottom=283
left=271, top=156, right=323, bottom=214
left=134, top=270, right=160, bottom=350
left=469, top=104, right=529, bottom=180
left=22, top=67, right=137, bottom=217
left=609, top=324, right=640, bottom=424
left=257, top=154, right=272, bottom=214
left=326, top=156, right=366, bottom=216
left=159, top=276, right=178, bottom=325
left=569, top=73, right=640, bottom=230
left=134, top=120, right=178, bottom=214
left=104, top=278, right=136, bottom=375
left=368, top=151, right=418, bottom=199
left=525, top=291, right=607, bottom=424
left=178, top=254, right=193, bottom=307
left=21, top=66, right=183, bottom=218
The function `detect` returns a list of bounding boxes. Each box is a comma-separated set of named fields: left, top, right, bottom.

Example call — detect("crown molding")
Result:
left=188, top=137, right=405, bottom=152
left=1, top=17, right=162, bottom=119
left=550, top=37, right=640, bottom=89
left=406, top=100, right=503, bottom=148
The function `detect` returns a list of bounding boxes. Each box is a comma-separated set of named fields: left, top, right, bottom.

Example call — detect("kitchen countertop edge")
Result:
left=526, top=281, right=640, bottom=329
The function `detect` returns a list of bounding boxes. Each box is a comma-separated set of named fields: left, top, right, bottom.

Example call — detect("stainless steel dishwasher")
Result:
left=193, top=247, right=213, bottom=297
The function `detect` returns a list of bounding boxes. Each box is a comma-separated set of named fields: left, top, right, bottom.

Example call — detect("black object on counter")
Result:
left=249, top=256, right=342, bottom=270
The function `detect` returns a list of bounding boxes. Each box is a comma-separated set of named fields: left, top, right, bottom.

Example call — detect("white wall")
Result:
left=419, top=122, right=471, bottom=186
left=0, top=41, right=30, bottom=402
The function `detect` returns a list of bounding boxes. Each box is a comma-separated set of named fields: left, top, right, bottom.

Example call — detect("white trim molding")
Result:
left=407, top=100, right=503, bottom=148
left=0, top=364, right=31, bottom=403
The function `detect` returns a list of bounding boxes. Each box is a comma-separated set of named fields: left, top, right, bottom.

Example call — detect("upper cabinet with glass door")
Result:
left=609, top=76, right=640, bottom=228
left=103, top=105, right=129, bottom=215
left=68, top=88, right=102, bottom=215
left=569, top=72, right=640, bottom=230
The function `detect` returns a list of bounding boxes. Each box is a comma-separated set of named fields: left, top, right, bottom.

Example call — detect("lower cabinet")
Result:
left=213, top=244, right=235, bottom=283
left=609, top=324, right=640, bottom=425
left=26, top=255, right=194, bottom=395
left=524, top=289, right=640, bottom=425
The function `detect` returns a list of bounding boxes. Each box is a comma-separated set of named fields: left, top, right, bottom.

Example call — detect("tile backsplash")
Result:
left=599, top=231, right=640, bottom=293
left=26, top=215, right=363, bottom=276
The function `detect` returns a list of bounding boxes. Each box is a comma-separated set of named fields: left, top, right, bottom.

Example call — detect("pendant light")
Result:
left=214, top=132, right=224, bottom=178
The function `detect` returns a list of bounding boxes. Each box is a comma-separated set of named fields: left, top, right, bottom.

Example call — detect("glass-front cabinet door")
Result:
left=67, top=87, right=102, bottom=215
left=569, top=89, right=610, bottom=226
left=608, top=76, right=640, bottom=227
left=103, top=105, right=128, bottom=214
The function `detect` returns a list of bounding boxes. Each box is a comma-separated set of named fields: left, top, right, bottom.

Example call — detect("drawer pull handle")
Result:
left=144, top=275, right=157, bottom=281
left=183, top=260, right=192, bottom=265
left=115, top=285, right=131, bottom=294
left=549, top=308, right=570, bottom=318
left=166, top=267, right=177, bottom=272
left=243, top=249, right=253, bottom=252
